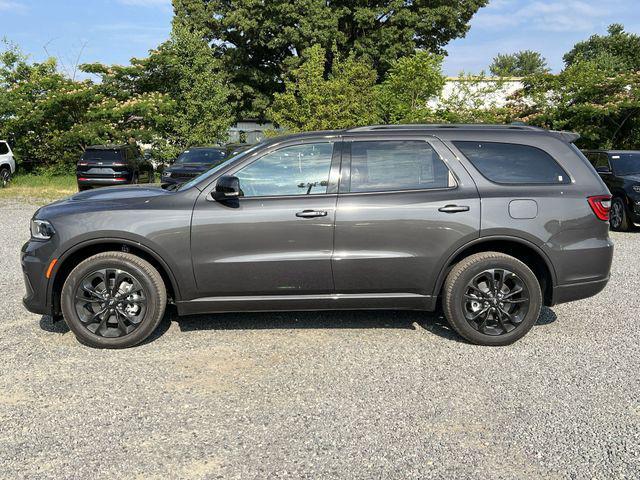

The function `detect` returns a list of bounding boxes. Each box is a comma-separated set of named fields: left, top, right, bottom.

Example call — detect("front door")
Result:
left=191, top=140, right=340, bottom=298
left=332, top=136, right=480, bottom=301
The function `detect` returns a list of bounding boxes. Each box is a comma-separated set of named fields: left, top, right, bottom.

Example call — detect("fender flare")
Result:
left=47, top=237, right=182, bottom=305
left=432, top=235, right=558, bottom=298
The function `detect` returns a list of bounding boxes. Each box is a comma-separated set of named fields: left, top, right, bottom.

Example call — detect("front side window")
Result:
left=349, top=140, right=452, bottom=193
left=454, top=141, right=570, bottom=185
left=236, top=143, right=334, bottom=197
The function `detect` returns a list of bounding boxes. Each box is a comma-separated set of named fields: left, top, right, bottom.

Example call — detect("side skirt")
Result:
left=176, top=292, right=436, bottom=316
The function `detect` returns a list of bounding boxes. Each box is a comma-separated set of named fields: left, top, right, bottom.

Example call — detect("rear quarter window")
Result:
left=453, top=141, right=570, bottom=185
left=0, top=142, right=9, bottom=155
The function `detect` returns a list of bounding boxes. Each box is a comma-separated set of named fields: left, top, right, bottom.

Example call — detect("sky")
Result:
left=1, top=0, right=639, bottom=78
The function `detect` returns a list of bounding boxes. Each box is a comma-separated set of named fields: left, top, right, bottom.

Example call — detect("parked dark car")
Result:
left=583, top=150, right=640, bottom=231
left=23, top=125, right=613, bottom=349
left=161, top=145, right=251, bottom=188
left=77, top=145, right=154, bottom=191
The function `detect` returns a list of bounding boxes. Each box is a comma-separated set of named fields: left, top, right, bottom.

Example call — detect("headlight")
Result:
left=633, top=185, right=640, bottom=193
left=30, top=219, right=55, bottom=240
left=163, top=172, right=171, bottom=178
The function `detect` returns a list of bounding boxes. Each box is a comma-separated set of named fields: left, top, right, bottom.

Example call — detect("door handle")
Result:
left=438, top=205, right=470, bottom=213
left=296, top=210, right=328, bottom=218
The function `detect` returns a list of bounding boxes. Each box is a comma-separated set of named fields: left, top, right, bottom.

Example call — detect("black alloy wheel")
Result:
left=61, top=252, right=166, bottom=348
left=442, top=251, right=542, bottom=346
left=609, top=197, right=629, bottom=231
left=74, top=268, right=148, bottom=338
left=462, top=268, right=529, bottom=336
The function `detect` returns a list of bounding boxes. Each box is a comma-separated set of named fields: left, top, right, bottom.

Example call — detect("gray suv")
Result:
left=22, top=125, right=614, bottom=348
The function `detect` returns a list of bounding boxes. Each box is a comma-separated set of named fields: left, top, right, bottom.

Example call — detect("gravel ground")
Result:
left=0, top=200, right=638, bottom=479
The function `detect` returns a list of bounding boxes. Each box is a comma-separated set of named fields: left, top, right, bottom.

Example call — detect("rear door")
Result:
left=332, top=135, right=480, bottom=300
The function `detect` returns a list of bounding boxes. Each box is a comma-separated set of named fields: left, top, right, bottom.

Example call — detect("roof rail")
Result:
left=346, top=124, right=545, bottom=132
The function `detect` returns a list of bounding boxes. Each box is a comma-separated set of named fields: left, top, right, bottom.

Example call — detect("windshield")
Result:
left=177, top=143, right=263, bottom=191
left=611, top=153, right=640, bottom=176
left=175, top=148, right=226, bottom=165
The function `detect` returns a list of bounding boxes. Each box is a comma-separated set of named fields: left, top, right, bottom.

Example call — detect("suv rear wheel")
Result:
left=0, top=167, right=10, bottom=188
left=61, top=252, right=167, bottom=348
left=442, top=252, right=542, bottom=346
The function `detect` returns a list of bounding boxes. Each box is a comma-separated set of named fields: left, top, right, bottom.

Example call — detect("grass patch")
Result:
left=0, top=174, right=77, bottom=203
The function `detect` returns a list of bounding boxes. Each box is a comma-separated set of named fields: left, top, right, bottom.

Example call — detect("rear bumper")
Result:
left=77, top=176, right=132, bottom=187
left=551, top=277, right=610, bottom=306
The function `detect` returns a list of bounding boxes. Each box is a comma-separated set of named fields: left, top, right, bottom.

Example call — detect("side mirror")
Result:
left=595, top=166, right=612, bottom=174
left=211, top=175, right=241, bottom=201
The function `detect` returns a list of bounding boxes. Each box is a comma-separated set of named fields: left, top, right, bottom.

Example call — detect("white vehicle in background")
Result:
left=0, top=140, right=16, bottom=188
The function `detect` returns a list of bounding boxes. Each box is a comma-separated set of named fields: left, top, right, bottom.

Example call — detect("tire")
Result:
left=609, top=197, right=630, bottom=232
left=442, top=252, right=542, bottom=346
left=0, top=167, right=10, bottom=188
left=61, top=252, right=167, bottom=349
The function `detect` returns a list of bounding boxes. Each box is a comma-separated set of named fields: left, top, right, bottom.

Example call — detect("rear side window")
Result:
left=0, top=142, right=8, bottom=155
left=349, top=140, right=452, bottom=193
left=454, top=141, right=570, bottom=185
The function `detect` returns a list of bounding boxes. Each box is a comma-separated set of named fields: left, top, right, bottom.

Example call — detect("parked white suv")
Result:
left=0, top=140, right=16, bottom=187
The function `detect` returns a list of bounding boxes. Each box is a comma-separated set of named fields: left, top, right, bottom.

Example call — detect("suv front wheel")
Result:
left=609, top=197, right=631, bottom=231
left=61, top=252, right=167, bottom=348
left=442, top=252, right=542, bottom=346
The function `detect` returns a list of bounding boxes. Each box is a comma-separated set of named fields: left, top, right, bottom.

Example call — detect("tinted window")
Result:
left=236, top=143, right=333, bottom=197
left=349, top=140, right=451, bottom=193
left=454, top=141, right=570, bottom=185
left=177, top=149, right=226, bottom=165
left=594, top=153, right=611, bottom=170
left=610, top=153, right=640, bottom=176
left=82, top=150, right=123, bottom=162
left=0, top=142, right=8, bottom=155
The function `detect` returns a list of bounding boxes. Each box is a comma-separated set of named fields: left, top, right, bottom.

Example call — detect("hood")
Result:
left=34, top=184, right=174, bottom=221
left=70, top=184, right=170, bottom=203
left=166, top=163, right=211, bottom=172
left=621, top=173, right=640, bottom=183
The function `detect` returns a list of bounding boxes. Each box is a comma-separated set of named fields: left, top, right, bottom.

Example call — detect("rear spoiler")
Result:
left=548, top=130, right=580, bottom=143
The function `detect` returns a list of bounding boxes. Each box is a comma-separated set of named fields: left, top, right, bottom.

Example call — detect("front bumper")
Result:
left=21, top=240, right=56, bottom=316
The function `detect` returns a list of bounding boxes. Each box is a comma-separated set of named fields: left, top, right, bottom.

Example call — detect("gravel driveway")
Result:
left=0, top=200, right=638, bottom=479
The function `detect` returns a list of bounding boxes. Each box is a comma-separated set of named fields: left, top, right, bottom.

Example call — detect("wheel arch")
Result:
left=434, top=236, right=557, bottom=307
left=49, top=239, right=180, bottom=315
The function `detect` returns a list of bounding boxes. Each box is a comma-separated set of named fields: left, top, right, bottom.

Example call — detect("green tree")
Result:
left=511, top=61, right=640, bottom=149
left=377, top=51, right=445, bottom=123
left=490, top=50, right=549, bottom=77
left=0, top=40, right=171, bottom=173
left=83, top=22, right=233, bottom=161
left=564, top=24, right=640, bottom=72
left=267, top=45, right=380, bottom=132
left=173, top=0, right=489, bottom=117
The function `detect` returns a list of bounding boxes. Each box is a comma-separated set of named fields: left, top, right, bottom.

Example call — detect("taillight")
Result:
left=588, top=195, right=611, bottom=221
left=78, top=162, right=88, bottom=166
left=112, top=163, right=127, bottom=167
